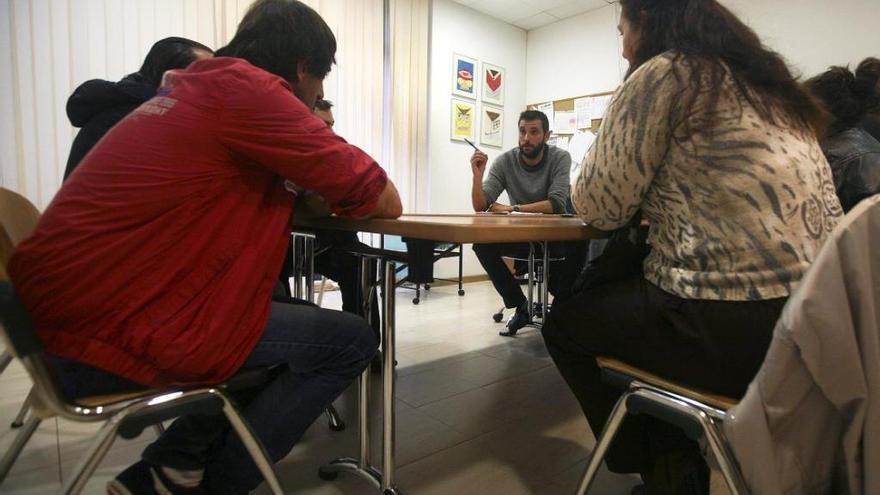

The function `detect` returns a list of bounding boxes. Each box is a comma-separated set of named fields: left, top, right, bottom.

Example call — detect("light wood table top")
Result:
left=292, top=213, right=604, bottom=243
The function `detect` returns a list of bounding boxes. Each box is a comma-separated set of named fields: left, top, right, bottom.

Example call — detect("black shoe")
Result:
left=499, top=303, right=531, bottom=337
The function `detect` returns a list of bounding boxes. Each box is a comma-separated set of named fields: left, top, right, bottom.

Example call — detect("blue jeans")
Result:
left=51, top=300, right=377, bottom=494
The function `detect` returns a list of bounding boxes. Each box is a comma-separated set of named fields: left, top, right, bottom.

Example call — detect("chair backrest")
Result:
left=0, top=187, right=41, bottom=277
left=0, top=281, right=44, bottom=360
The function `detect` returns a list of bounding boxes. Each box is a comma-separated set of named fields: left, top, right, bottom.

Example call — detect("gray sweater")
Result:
left=482, top=145, right=572, bottom=213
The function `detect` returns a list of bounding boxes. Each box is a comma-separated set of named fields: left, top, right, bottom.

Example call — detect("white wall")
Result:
left=525, top=0, right=880, bottom=104
left=526, top=3, right=623, bottom=104
left=723, top=0, right=880, bottom=78
left=428, top=0, right=528, bottom=277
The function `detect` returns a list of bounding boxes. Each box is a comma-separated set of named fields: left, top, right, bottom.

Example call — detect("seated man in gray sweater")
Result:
left=470, top=110, right=584, bottom=336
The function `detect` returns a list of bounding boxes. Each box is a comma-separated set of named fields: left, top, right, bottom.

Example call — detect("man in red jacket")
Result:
left=8, top=1, right=401, bottom=493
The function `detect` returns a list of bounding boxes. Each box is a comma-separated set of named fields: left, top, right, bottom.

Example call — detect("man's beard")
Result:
left=519, top=142, right=545, bottom=160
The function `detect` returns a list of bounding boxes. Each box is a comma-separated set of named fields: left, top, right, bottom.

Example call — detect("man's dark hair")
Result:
left=805, top=63, right=880, bottom=137
left=132, top=37, right=213, bottom=88
left=519, top=110, right=550, bottom=133
left=620, top=0, right=826, bottom=136
left=214, top=0, right=336, bottom=83
left=314, top=99, right=334, bottom=111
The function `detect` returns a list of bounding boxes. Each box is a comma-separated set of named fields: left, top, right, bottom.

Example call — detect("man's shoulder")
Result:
left=495, top=148, right=519, bottom=165
left=166, top=57, right=293, bottom=98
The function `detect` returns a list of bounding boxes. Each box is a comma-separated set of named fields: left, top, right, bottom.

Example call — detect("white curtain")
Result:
left=389, top=0, right=430, bottom=212
left=0, top=0, right=429, bottom=212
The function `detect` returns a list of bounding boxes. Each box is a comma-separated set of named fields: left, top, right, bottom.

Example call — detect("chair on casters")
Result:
left=0, top=281, right=285, bottom=494
left=574, top=356, right=747, bottom=495
left=492, top=243, right=564, bottom=327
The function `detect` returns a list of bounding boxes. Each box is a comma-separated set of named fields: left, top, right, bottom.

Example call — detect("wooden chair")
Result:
left=574, top=356, right=748, bottom=495
left=0, top=281, right=285, bottom=494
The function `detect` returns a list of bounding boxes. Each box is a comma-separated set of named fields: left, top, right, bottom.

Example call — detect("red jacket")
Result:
left=8, top=58, right=387, bottom=387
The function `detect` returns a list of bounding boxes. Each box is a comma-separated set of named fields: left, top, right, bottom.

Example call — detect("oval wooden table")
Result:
left=291, top=213, right=602, bottom=495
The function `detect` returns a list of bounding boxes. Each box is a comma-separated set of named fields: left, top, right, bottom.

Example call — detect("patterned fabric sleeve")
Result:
left=572, top=55, right=680, bottom=229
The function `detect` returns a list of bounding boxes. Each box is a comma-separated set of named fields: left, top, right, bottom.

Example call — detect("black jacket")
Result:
left=823, top=127, right=880, bottom=213
left=63, top=76, right=155, bottom=180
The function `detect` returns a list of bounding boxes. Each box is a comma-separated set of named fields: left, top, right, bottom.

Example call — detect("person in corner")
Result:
left=805, top=59, right=880, bottom=212
left=469, top=110, right=585, bottom=337
left=8, top=1, right=402, bottom=494
left=541, top=0, right=842, bottom=493
left=64, top=37, right=213, bottom=180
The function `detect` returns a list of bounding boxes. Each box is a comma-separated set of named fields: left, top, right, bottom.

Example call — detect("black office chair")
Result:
left=0, top=281, right=285, bottom=494
left=492, top=242, right=564, bottom=326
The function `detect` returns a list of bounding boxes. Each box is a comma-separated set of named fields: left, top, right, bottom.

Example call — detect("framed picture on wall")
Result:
left=452, top=53, right=478, bottom=99
left=450, top=98, right=476, bottom=142
left=482, top=63, right=505, bottom=106
left=480, top=105, right=504, bottom=148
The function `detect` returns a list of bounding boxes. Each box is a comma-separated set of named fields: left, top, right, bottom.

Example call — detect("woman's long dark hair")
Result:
left=130, top=37, right=213, bottom=88
left=620, top=0, right=825, bottom=135
left=805, top=58, right=880, bottom=137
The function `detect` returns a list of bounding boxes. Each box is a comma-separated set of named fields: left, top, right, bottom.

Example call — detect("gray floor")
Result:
left=1, top=281, right=645, bottom=494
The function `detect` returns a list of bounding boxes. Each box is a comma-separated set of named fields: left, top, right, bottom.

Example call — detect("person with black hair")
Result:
left=469, top=110, right=583, bottom=336
left=806, top=59, right=880, bottom=212
left=64, top=37, right=213, bottom=180
left=856, top=57, right=880, bottom=140
left=9, top=1, right=402, bottom=493
left=540, top=0, right=842, bottom=493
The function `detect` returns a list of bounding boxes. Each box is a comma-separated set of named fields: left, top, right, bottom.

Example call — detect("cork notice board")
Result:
left=528, top=90, right=615, bottom=135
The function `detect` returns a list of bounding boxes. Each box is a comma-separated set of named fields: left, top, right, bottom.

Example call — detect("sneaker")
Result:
left=499, top=302, right=531, bottom=337
left=107, top=461, right=205, bottom=495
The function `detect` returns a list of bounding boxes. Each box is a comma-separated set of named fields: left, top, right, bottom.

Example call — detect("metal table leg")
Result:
left=318, top=255, right=384, bottom=489
left=542, top=241, right=550, bottom=323
left=319, top=255, right=405, bottom=494
left=527, top=243, right=536, bottom=320
left=381, top=260, right=403, bottom=494
left=292, top=231, right=345, bottom=431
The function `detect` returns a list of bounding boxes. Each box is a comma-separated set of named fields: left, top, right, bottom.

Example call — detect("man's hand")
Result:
left=489, top=203, right=513, bottom=213
left=294, top=190, right=332, bottom=218
left=470, top=150, right=488, bottom=177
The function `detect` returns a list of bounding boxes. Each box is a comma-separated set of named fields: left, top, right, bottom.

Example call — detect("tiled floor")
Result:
left=1, top=281, right=646, bottom=494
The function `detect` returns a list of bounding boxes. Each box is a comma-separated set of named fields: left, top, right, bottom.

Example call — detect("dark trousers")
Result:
left=541, top=276, right=785, bottom=490
left=51, top=299, right=377, bottom=494
left=281, top=230, right=381, bottom=342
left=473, top=241, right=586, bottom=308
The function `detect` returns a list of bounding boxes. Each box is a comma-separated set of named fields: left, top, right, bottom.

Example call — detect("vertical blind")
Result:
left=0, top=0, right=429, bottom=211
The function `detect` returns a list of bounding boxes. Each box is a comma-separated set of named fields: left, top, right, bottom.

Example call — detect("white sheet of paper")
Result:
left=575, top=97, right=592, bottom=129
left=591, top=95, right=613, bottom=120
left=554, top=111, right=576, bottom=134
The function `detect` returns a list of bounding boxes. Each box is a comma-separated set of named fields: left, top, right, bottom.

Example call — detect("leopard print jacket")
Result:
left=573, top=52, right=843, bottom=301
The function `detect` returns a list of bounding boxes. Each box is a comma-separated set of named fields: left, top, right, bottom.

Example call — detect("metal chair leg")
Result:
left=701, top=417, right=747, bottom=495
left=11, top=400, right=29, bottom=428
left=60, top=415, right=123, bottom=494
left=575, top=390, right=632, bottom=495
left=153, top=423, right=166, bottom=436
left=217, top=391, right=284, bottom=495
left=0, top=415, right=41, bottom=482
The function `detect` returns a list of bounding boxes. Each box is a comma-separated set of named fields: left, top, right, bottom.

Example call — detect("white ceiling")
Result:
left=449, top=0, right=617, bottom=31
